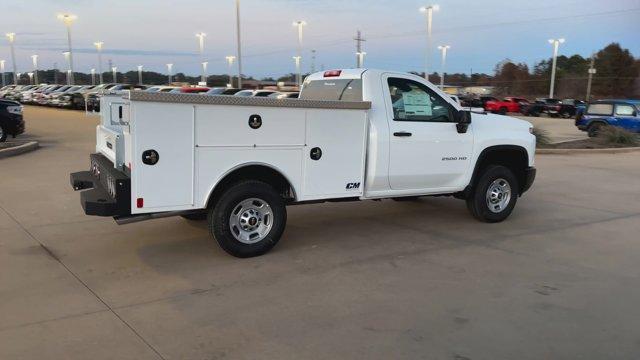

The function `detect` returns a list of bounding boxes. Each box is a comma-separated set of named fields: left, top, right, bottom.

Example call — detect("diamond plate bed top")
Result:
left=126, top=91, right=371, bottom=110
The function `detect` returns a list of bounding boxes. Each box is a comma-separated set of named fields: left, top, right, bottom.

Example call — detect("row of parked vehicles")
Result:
left=0, top=83, right=299, bottom=113
left=461, top=96, right=586, bottom=118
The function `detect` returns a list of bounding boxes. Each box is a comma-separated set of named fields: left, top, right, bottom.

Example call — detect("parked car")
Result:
left=557, top=99, right=586, bottom=118
left=39, top=85, right=72, bottom=106
left=66, top=85, right=98, bottom=110
left=33, top=85, right=64, bottom=105
left=145, top=86, right=179, bottom=93
left=451, top=95, right=484, bottom=113
left=49, top=85, right=84, bottom=107
left=70, top=68, right=536, bottom=258
left=205, top=87, right=242, bottom=96
left=484, top=97, right=529, bottom=114
left=269, top=92, right=300, bottom=99
left=575, top=100, right=640, bottom=137
left=0, top=85, right=17, bottom=98
left=168, top=87, right=210, bottom=94
left=4, top=85, right=36, bottom=102
left=18, top=85, right=49, bottom=104
left=521, top=98, right=561, bottom=117
left=87, top=84, right=146, bottom=112
left=0, top=99, right=24, bottom=142
left=234, top=89, right=278, bottom=97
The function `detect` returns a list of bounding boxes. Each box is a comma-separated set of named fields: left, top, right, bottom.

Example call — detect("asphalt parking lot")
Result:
left=1, top=107, right=639, bottom=360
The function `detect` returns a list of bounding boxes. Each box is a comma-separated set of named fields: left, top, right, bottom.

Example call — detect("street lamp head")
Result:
left=293, top=20, right=307, bottom=26
left=137, top=65, right=143, bottom=70
left=57, top=13, right=77, bottom=25
left=112, top=67, right=117, bottom=71
left=94, top=41, right=104, bottom=49
left=196, top=32, right=207, bottom=39
left=6, top=33, right=15, bottom=42
left=437, top=45, right=450, bottom=50
left=91, top=68, right=95, bottom=73
left=420, top=4, right=439, bottom=12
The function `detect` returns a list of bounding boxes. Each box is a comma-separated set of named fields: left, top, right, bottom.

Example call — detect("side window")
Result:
left=615, top=104, right=635, bottom=116
left=387, top=78, right=452, bottom=122
left=587, top=104, right=613, bottom=116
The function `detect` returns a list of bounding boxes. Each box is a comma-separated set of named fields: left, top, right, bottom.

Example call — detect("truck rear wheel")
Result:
left=208, top=180, right=287, bottom=258
left=466, top=165, right=518, bottom=223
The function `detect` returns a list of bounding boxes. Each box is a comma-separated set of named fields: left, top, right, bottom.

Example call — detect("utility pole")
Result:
left=586, top=53, right=596, bottom=102
left=311, top=49, right=317, bottom=73
left=53, top=62, right=58, bottom=84
left=354, top=30, right=366, bottom=68
left=6, top=33, right=18, bottom=84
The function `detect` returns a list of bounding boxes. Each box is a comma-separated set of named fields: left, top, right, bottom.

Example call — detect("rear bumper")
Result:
left=70, top=153, right=131, bottom=217
left=521, top=167, right=536, bottom=194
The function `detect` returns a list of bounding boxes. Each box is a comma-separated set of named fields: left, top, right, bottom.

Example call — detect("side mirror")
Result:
left=456, top=110, right=472, bottom=134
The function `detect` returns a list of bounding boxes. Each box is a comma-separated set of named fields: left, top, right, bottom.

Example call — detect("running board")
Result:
left=114, top=211, right=200, bottom=225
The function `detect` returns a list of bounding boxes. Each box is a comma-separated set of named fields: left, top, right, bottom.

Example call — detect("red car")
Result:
left=484, top=97, right=529, bottom=114
left=170, top=87, right=210, bottom=94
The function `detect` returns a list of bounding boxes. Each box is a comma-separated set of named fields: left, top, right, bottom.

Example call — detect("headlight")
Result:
left=6, top=105, right=23, bottom=115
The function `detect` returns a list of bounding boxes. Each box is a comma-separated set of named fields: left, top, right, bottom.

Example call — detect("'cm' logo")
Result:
left=346, top=182, right=361, bottom=190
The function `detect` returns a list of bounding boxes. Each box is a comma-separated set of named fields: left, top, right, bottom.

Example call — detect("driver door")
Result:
left=384, top=75, right=473, bottom=191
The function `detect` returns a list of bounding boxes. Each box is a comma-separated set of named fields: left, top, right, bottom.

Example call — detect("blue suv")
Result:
left=576, top=100, right=640, bottom=137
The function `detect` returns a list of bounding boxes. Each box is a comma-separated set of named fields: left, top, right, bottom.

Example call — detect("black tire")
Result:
left=531, top=111, right=540, bottom=117
left=560, top=111, right=572, bottom=119
left=587, top=123, right=604, bottom=138
left=181, top=212, right=207, bottom=221
left=208, top=180, right=286, bottom=258
left=498, top=107, right=507, bottom=115
left=466, top=165, right=519, bottom=223
left=0, top=124, right=7, bottom=142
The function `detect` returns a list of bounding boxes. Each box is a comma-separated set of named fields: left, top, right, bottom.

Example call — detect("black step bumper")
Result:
left=70, top=153, right=131, bottom=217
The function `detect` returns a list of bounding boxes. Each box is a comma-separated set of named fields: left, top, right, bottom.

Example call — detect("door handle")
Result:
left=393, top=132, right=412, bottom=137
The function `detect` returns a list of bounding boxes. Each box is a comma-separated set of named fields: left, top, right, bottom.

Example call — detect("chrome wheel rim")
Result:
left=229, top=198, right=273, bottom=244
left=486, top=178, right=512, bottom=213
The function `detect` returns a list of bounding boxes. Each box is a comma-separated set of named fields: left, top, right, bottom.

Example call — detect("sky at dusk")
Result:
left=1, top=0, right=639, bottom=79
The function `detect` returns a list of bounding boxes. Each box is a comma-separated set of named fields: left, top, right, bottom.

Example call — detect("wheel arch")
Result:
left=467, top=145, right=530, bottom=196
left=204, top=162, right=298, bottom=209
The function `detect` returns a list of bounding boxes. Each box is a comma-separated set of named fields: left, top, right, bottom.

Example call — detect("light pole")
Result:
left=57, top=13, right=77, bottom=85
left=16, top=73, right=21, bottom=85
left=196, top=32, right=207, bottom=83
left=235, top=0, right=243, bottom=88
left=112, top=66, right=117, bottom=82
left=226, top=56, right=236, bottom=87
left=293, top=20, right=306, bottom=87
left=356, top=52, right=367, bottom=68
left=548, top=38, right=564, bottom=99
left=437, top=45, right=450, bottom=90
left=63, top=52, right=71, bottom=85
left=201, top=62, right=208, bottom=85
left=419, top=5, right=439, bottom=81
left=27, top=72, right=34, bottom=85
left=0, top=60, right=5, bottom=87
left=31, top=55, right=39, bottom=84
left=137, top=65, right=143, bottom=85
left=586, top=53, right=596, bottom=102
left=91, top=68, right=96, bottom=85
left=6, top=33, right=18, bottom=84
left=94, top=42, right=104, bottom=84
left=166, top=63, right=173, bottom=83
left=293, top=56, right=302, bottom=88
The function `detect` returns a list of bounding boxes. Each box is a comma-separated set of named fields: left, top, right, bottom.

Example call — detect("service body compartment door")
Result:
left=131, top=102, right=194, bottom=213
left=301, top=109, right=368, bottom=200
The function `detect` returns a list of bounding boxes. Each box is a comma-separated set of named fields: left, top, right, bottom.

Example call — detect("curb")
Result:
left=537, top=146, right=640, bottom=155
left=0, top=141, right=40, bottom=159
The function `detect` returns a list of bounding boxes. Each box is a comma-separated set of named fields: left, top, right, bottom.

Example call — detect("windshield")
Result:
left=300, top=79, right=362, bottom=101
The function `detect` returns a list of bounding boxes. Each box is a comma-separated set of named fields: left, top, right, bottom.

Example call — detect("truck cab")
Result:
left=71, top=69, right=536, bottom=258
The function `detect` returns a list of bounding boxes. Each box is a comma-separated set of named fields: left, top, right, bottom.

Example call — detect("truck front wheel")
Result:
left=208, top=180, right=287, bottom=258
left=466, top=165, right=518, bottom=223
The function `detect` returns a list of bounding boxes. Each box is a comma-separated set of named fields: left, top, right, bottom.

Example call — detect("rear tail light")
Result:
left=555, top=105, right=561, bottom=110
left=323, top=70, right=342, bottom=77
left=136, top=198, right=144, bottom=208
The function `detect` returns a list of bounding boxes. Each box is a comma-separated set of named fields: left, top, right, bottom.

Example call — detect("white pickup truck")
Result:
left=71, top=69, right=536, bottom=258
